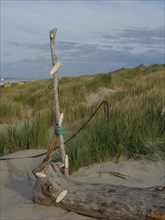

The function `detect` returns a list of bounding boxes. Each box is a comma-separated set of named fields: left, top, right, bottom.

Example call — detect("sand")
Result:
left=0, top=149, right=164, bottom=220
left=85, top=87, right=116, bottom=106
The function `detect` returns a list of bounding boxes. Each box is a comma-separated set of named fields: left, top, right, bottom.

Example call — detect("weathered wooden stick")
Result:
left=44, top=133, right=58, bottom=162
left=32, top=162, right=165, bottom=220
left=49, top=28, right=69, bottom=176
left=50, top=28, right=60, bottom=120
left=44, top=112, right=64, bottom=162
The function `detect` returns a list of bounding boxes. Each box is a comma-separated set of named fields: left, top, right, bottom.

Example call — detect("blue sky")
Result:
left=1, top=0, right=164, bottom=79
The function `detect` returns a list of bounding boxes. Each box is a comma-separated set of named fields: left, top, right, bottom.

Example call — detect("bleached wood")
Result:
left=64, top=155, right=69, bottom=169
left=58, top=113, right=64, bottom=125
left=32, top=162, right=165, bottom=220
left=49, top=28, right=69, bottom=176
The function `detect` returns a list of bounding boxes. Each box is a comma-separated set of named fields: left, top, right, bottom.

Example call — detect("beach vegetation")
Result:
left=0, top=64, right=164, bottom=173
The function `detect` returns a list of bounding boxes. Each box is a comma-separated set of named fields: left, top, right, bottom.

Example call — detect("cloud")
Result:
left=99, top=26, right=164, bottom=49
left=2, top=39, right=164, bottom=79
left=57, top=41, right=79, bottom=51
left=8, top=41, right=50, bottom=52
left=1, top=0, right=164, bottom=78
left=1, top=54, right=51, bottom=79
left=3, top=53, right=11, bottom=57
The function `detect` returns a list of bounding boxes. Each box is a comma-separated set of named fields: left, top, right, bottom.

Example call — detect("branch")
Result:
left=48, top=28, right=69, bottom=176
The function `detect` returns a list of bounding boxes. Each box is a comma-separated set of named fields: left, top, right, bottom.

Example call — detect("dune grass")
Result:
left=53, top=68, right=165, bottom=173
left=0, top=64, right=164, bottom=174
left=0, top=117, right=50, bottom=156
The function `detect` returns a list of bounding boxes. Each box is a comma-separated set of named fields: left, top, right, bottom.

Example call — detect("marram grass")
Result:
left=0, top=64, right=164, bottom=174
left=0, top=117, right=50, bottom=156
left=52, top=64, right=165, bottom=173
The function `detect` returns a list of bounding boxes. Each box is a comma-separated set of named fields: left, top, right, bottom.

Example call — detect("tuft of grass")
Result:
left=0, top=117, right=50, bottom=156
left=85, top=73, right=112, bottom=92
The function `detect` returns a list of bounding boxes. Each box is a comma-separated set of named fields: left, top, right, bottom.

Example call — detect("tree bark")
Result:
left=32, top=162, right=165, bottom=220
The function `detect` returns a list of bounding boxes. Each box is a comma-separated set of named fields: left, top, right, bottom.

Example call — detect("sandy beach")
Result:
left=0, top=149, right=164, bottom=220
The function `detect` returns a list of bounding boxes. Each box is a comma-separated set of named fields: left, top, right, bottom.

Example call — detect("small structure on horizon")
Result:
left=0, top=78, right=4, bottom=86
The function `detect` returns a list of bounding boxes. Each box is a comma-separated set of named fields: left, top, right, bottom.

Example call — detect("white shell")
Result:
left=35, top=172, right=46, bottom=178
left=56, top=190, right=67, bottom=203
left=50, top=62, right=62, bottom=75
left=65, top=154, right=69, bottom=169
left=60, top=163, right=64, bottom=168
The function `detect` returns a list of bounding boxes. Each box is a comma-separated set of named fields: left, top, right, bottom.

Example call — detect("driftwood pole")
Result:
left=44, top=28, right=69, bottom=177
left=49, top=28, right=60, bottom=120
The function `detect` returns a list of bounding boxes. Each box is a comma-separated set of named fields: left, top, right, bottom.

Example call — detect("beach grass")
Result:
left=0, top=117, right=50, bottom=156
left=0, top=64, right=164, bottom=173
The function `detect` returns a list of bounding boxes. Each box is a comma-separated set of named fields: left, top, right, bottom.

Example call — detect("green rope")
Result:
left=54, top=124, right=64, bottom=135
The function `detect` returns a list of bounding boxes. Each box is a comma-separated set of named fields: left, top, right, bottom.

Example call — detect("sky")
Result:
left=1, top=0, right=164, bottom=79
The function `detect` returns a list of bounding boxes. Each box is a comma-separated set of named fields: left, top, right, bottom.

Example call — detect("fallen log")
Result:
left=32, top=162, right=165, bottom=220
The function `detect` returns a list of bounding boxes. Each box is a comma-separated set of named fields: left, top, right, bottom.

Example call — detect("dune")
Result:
left=0, top=149, right=164, bottom=220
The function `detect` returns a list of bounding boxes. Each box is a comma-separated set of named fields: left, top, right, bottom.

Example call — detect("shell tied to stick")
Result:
left=35, top=172, right=47, bottom=178
left=56, top=190, right=67, bottom=203
left=50, top=62, right=62, bottom=75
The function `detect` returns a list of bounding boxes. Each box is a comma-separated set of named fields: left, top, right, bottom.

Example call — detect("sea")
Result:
left=1, top=77, right=46, bottom=84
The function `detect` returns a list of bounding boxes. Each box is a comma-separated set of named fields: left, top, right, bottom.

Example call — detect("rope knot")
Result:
left=54, top=124, right=64, bottom=135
